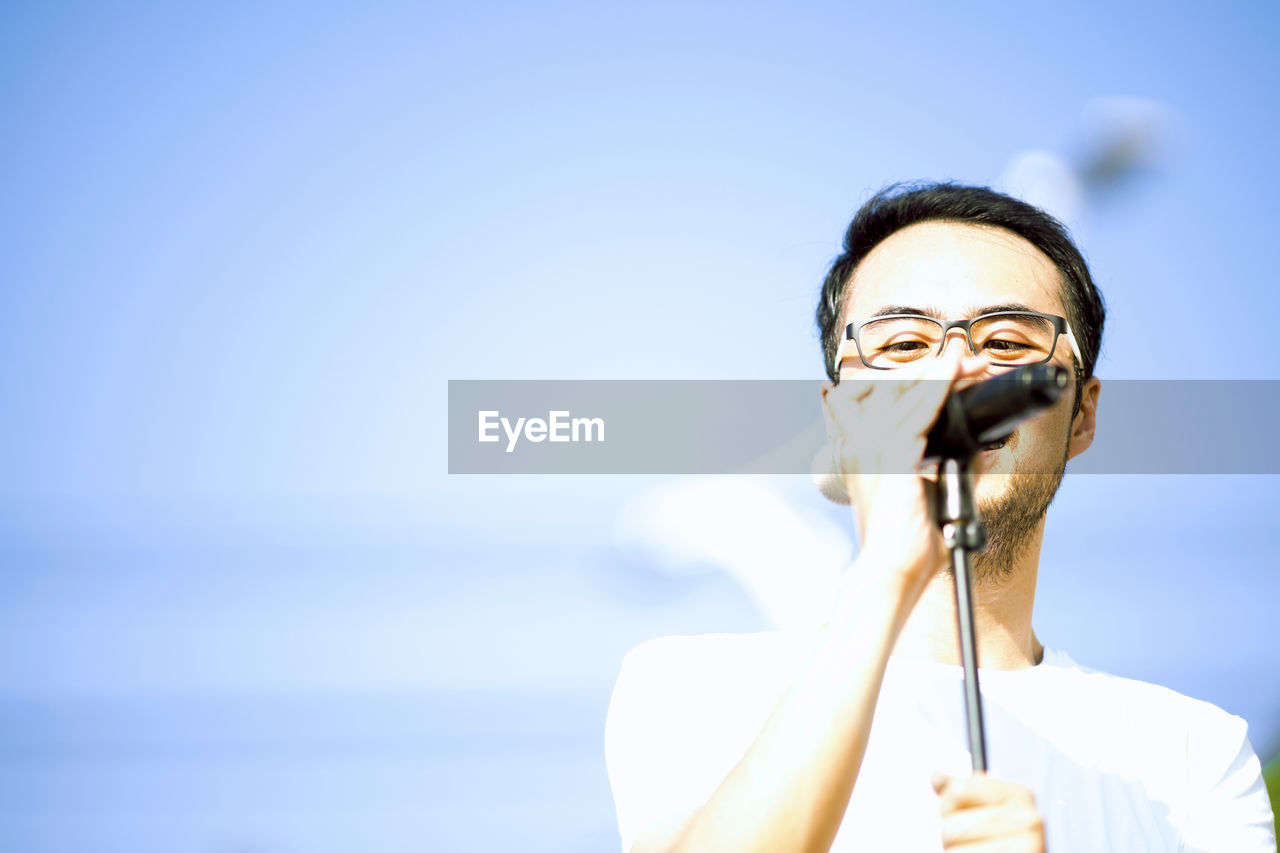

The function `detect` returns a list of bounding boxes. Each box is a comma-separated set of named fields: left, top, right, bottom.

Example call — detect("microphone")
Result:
left=925, top=363, right=1069, bottom=458
left=812, top=363, right=1070, bottom=505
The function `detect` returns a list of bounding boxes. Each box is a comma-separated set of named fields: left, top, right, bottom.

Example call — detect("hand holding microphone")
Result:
left=816, top=359, right=1070, bottom=503
left=818, top=349, right=985, bottom=599
left=817, top=355, right=1069, bottom=604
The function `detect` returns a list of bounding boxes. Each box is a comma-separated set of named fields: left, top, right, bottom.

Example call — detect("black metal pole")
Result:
left=936, top=456, right=988, bottom=772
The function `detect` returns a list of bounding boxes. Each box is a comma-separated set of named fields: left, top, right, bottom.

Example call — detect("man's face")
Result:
left=838, top=221, right=1100, bottom=576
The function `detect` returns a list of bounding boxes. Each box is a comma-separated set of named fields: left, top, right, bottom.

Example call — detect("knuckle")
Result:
left=1020, top=814, right=1046, bottom=852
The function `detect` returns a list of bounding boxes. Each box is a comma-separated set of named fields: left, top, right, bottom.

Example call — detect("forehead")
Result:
left=841, top=221, right=1067, bottom=324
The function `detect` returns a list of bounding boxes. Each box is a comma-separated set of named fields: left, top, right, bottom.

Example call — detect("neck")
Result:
left=891, top=518, right=1045, bottom=671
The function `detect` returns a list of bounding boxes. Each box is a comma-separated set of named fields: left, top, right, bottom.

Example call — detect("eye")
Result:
left=983, top=338, right=1031, bottom=352
left=970, top=313, right=1057, bottom=362
left=879, top=339, right=932, bottom=361
left=980, top=337, right=1042, bottom=361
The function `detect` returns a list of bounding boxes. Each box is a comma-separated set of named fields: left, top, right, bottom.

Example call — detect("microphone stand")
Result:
left=935, top=455, right=988, bottom=772
left=921, top=363, right=1068, bottom=773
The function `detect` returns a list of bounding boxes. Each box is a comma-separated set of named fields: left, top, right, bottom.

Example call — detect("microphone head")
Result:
left=1031, top=363, right=1070, bottom=403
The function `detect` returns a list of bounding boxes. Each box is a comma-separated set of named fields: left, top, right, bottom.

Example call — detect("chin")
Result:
left=974, top=473, right=1015, bottom=515
left=976, top=462, right=1069, bottom=520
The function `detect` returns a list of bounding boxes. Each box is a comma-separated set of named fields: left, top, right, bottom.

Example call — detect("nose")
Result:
left=938, top=328, right=974, bottom=358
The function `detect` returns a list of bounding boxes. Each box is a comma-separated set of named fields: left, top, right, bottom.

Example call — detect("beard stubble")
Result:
left=968, top=442, right=1071, bottom=584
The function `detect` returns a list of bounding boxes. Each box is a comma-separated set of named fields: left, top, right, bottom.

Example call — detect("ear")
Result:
left=1067, top=376, right=1100, bottom=461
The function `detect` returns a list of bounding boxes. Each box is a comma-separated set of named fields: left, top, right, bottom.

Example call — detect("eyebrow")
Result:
left=865, top=302, right=1041, bottom=320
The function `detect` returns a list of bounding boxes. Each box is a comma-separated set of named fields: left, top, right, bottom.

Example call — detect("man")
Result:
left=604, top=183, right=1276, bottom=852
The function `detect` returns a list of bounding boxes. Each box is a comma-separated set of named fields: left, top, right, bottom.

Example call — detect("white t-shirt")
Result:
left=605, top=630, right=1276, bottom=852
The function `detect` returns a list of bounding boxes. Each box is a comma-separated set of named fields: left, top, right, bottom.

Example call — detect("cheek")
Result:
left=974, top=449, right=1018, bottom=489
left=977, top=408, right=1073, bottom=479
left=1011, top=410, right=1074, bottom=472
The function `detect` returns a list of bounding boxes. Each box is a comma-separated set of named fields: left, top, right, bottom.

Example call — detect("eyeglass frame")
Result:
left=836, top=309, right=1083, bottom=372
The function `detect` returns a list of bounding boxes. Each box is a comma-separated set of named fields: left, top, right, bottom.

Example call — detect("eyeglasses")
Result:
left=837, top=310, right=1082, bottom=371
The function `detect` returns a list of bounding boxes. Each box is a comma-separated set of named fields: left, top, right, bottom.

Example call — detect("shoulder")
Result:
left=1023, top=649, right=1275, bottom=848
left=1038, top=649, right=1269, bottom=805
left=1040, top=647, right=1248, bottom=740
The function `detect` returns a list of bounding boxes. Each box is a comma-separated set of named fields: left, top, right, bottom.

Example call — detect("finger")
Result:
left=891, top=365, right=967, bottom=440
left=956, top=352, right=990, bottom=379
left=940, top=775, right=1005, bottom=812
left=940, top=803, right=1044, bottom=847
left=886, top=352, right=949, bottom=399
left=823, top=348, right=969, bottom=472
left=948, top=835, right=1045, bottom=852
left=897, top=346, right=966, bottom=408
left=829, top=347, right=957, bottom=410
left=938, top=773, right=1037, bottom=813
left=826, top=376, right=877, bottom=407
left=819, top=384, right=847, bottom=446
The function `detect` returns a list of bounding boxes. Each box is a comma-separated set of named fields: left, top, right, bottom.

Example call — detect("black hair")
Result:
left=816, top=182, right=1105, bottom=386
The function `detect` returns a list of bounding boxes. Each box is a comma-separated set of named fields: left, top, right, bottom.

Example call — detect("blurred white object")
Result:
left=999, top=150, right=1085, bottom=229
left=1000, top=96, right=1175, bottom=232
left=613, top=478, right=851, bottom=631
